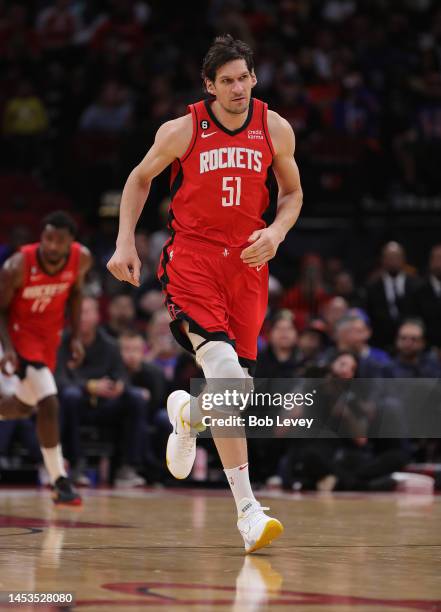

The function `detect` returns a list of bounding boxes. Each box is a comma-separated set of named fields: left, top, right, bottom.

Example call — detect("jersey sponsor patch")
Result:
left=248, top=129, right=264, bottom=140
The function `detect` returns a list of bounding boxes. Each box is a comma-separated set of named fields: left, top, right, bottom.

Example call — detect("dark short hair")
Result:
left=202, top=34, right=254, bottom=83
left=398, top=318, right=426, bottom=337
left=335, top=313, right=369, bottom=332
left=42, top=210, right=77, bottom=236
left=269, top=309, right=295, bottom=329
left=119, top=328, right=146, bottom=342
left=332, top=349, right=360, bottom=366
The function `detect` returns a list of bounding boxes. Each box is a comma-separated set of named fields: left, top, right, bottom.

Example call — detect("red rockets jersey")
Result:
left=8, top=242, right=81, bottom=369
left=169, top=97, right=274, bottom=248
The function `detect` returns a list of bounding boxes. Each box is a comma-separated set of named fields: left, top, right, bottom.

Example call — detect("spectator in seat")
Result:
left=411, top=244, right=441, bottom=350
left=332, top=270, right=365, bottom=308
left=36, top=0, right=79, bottom=51
left=119, top=329, right=166, bottom=413
left=136, top=285, right=164, bottom=322
left=79, top=81, right=132, bottom=133
left=255, top=310, right=300, bottom=379
left=252, top=309, right=300, bottom=484
left=90, top=0, right=146, bottom=55
left=394, top=72, right=441, bottom=196
left=280, top=253, right=332, bottom=331
left=296, top=321, right=328, bottom=373
left=391, top=319, right=441, bottom=378
left=0, top=4, right=40, bottom=60
left=3, top=80, right=48, bottom=136
left=134, top=230, right=165, bottom=321
left=2, top=79, right=49, bottom=172
left=103, top=292, right=136, bottom=339
left=366, top=242, right=420, bottom=350
left=272, top=75, right=322, bottom=148
left=331, top=72, right=379, bottom=142
left=56, top=296, right=148, bottom=488
left=134, top=229, right=157, bottom=283
left=321, top=296, right=349, bottom=342
left=145, top=308, right=180, bottom=382
left=331, top=313, right=393, bottom=377
left=119, top=329, right=168, bottom=479
left=280, top=350, right=408, bottom=492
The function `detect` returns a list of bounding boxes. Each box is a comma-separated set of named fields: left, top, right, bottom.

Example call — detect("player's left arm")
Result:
left=241, top=111, right=303, bottom=267
left=67, top=246, right=93, bottom=368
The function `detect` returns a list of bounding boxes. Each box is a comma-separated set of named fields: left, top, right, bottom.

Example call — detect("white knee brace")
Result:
left=195, top=341, right=246, bottom=380
left=195, top=341, right=255, bottom=414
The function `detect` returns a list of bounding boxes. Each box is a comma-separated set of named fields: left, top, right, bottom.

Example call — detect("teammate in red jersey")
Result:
left=107, top=35, right=303, bottom=552
left=0, top=211, right=92, bottom=505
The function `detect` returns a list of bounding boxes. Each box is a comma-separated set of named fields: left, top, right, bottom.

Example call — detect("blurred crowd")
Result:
left=1, top=0, right=441, bottom=221
left=1, top=231, right=440, bottom=490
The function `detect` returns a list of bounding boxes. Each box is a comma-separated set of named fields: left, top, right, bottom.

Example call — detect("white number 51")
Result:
left=222, top=176, right=241, bottom=207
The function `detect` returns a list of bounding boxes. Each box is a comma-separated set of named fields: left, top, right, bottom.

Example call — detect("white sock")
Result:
left=41, top=445, right=67, bottom=484
left=224, top=463, right=257, bottom=514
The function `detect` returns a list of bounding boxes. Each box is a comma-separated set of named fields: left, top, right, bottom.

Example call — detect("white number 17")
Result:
left=222, top=176, right=241, bottom=207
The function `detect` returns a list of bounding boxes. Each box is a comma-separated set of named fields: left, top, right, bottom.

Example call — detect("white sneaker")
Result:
left=166, top=390, right=199, bottom=480
left=237, top=497, right=284, bottom=554
left=74, top=473, right=93, bottom=487
left=114, top=466, right=146, bottom=488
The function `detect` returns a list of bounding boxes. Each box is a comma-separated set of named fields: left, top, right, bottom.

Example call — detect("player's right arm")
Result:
left=0, top=253, right=24, bottom=374
left=107, top=114, right=193, bottom=287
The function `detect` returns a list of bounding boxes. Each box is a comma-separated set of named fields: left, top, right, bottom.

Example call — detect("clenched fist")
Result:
left=107, top=243, right=141, bottom=287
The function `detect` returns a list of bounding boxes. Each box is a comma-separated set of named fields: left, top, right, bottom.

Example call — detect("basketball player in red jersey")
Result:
left=107, top=35, right=303, bottom=552
left=0, top=211, right=92, bottom=505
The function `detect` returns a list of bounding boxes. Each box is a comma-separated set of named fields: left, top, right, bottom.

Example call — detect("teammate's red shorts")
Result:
left=158, top=235, right=268, bottom=373
left=12, top=329, right=59, bottom=373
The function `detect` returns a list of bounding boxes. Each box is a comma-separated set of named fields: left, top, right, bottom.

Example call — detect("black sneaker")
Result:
left=52, top=476, right=83, bottom=507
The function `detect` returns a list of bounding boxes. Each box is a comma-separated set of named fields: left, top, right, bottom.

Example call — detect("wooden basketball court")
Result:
left=0, top=487, right=440, bottom=611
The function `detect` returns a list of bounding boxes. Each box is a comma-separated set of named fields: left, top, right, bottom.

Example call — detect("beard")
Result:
left=220, top=98, right=249, bottom=115
left=228, top=104, right=248, bottom=115
left=44, top=253, right=67, bottom=265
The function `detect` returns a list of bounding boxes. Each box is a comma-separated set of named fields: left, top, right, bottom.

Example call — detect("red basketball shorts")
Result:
left=158, top=235, right=268, bottom=371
